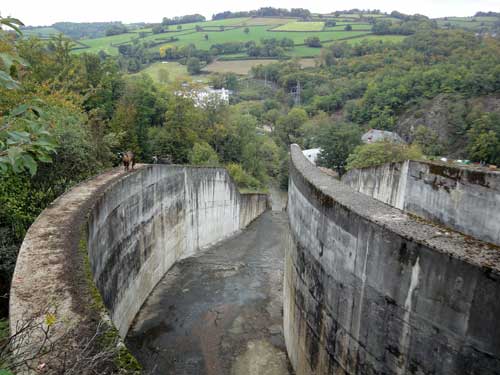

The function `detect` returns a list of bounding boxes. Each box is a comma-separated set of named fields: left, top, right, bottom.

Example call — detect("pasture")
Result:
left=66, top=14, right=412, bottom=59
left=131, top=61, right=210, bottom=84
left=203, top=58, right=317, bottom=75
left=273, top=21, right=325, bottom=31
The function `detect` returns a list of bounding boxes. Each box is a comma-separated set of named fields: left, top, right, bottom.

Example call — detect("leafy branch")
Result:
left=0, top=105, right=56, bottom=176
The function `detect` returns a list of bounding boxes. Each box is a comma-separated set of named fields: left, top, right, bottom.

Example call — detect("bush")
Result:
left=226, top=163, right=261, bottom=191
left=189, top=142, right=219, bottom=166
left=346, top=140, right=423, bottom=170
left=304, top=36, right=322, bottom=48
left=187, top=57, right=201, bottom=75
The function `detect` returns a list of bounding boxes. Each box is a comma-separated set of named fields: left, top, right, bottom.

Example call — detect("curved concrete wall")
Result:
left=342, top=161, right=500, bottom=246
left=284, top=145, right=500, bottom=375
left=10, top=165, right=267, bottom=359
left=87, top=166, right=267, bottom=336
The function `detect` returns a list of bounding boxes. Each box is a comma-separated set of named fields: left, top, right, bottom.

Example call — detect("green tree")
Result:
left=149, top=93, right=201, bottom=163
left=0, top=17, right=57, bottom=176
left=346, top=140, right=423, bottom=170
left=413, top=125, right=443, bottom=156
left=187, top=57, right=201, bottom=75
left=316, top=123, right=362, bottom=175
left=276, top=107, right=308, bottom=145
left=344, top=24, right=353, bottom=31
left=304, top=36, right=322, bottom=48
left=467, top=113, right=500, bottom=164
left=244, top=27, right=250, bottom=34
left=189, top=142, right=219, bottom=166
left=226, top=163, right=261, bottom=191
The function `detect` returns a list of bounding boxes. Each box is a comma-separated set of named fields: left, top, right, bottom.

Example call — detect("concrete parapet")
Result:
left=284, top=144, right=500, bottom=374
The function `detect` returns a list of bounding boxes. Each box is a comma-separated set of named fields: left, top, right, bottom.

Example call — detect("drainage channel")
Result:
left=126, top=192, right=292, bottom=375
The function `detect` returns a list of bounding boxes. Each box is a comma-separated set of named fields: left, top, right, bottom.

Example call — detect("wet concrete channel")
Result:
left=126, top=189, right=292, bottom=375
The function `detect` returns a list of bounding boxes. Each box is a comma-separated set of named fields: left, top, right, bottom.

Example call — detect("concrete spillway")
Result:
left=9, top=165, right=269, bottom=373
left=126, top=210, right=292, bottom=375
left=9, top=151, right=500, bottom=375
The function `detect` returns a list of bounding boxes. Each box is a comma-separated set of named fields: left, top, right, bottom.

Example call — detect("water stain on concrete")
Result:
left=126, top=201, right=292, bottom=375
left=231, top=339, right=289, bottom=375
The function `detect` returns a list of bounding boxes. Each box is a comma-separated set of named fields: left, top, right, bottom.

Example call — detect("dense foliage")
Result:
left=52, top=22, right=128, bottom=39
left=251, top=29, right=500, bottom=165
left=105, top=23, right=128, bottom=36
left=161, top=14, right=206, bottom=26
left=346, top=141, right=423, bottom=170
left=212, top=7, right=311, bottom=20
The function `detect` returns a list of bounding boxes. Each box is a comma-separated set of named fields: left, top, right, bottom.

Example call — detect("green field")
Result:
left=273, top=21, right=325, bottom=31
left=202, top=58, right=317, bottom=75
left=325, top=24, right=371, bottom=31
left=242, top=17, right=295, bottom=26
left=436, top=15, right=499, bottom=30
left=64, top=14, right=416, bottom=59
left=343, top=34, right=407, bottom=44
left=131, top=61, right=210, bottom=84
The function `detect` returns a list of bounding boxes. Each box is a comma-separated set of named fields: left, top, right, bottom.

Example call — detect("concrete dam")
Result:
left=9, top=147, right=500, bottom=374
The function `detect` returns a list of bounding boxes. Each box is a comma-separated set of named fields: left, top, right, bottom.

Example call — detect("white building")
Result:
left=195, top=88, right=232, bottom=106
left=176, top=86, right=232, bottom=107
left=302, top=148, right=322, bottom=165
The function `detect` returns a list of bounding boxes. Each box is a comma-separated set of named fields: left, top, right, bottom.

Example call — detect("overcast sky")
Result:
left=2, top=0, right=500, bottom=26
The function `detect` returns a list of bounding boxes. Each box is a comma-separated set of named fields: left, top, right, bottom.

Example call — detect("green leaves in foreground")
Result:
left=0, top=16, right=24, bottom=35
left=0, top=105, right=56, bottom=176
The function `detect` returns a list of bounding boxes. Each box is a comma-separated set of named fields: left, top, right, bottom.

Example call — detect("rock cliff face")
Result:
left=284, top=145, right=500, bottom=375
left=395, top=94, right=500, bottom=157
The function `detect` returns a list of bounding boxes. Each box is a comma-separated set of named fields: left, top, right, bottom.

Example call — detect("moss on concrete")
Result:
left=79, top=234, right=142, bottom=374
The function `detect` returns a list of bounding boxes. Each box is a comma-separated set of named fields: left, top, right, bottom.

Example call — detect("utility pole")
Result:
left=292, top=79, right=301, bottom=106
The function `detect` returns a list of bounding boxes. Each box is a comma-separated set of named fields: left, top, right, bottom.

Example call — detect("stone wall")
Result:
left=284, top=144, right=500, bottom=375
left=10, top=164, right=268, bottom=365
left=342, top=161, right=500, bottom=245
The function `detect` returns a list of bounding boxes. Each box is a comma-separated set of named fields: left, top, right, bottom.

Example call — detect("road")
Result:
left=126, top=190, right=291, bottom=375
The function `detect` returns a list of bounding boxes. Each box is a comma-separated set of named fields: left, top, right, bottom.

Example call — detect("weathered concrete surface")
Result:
left=88, top=166, right=268, bottom=337
left=9, top=166, right=131, bottom=353
left=285, top=145, right=500, bottom=375
left=126, top=208, right=292, bottom=375
left=10, top=164, right=267, bottom=370
left=342, top=160, right=500, bottom=245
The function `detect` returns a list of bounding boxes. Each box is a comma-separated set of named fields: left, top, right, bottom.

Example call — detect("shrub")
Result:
left=189, top=142, right=219, bottom=166
left=226, top=163, right=261, bottom=191
left=346, top=140, right=423, bottom=170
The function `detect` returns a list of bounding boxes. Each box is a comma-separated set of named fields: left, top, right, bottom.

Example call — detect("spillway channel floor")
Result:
left=126, top=210, right=293, bottom=375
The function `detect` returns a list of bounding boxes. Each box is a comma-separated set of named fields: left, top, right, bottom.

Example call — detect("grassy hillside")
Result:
left=273, top=21, right=325, bottom=31
left=71, top=16, right=397, bottom=57
left=435, top=15, right=499, bottom=30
